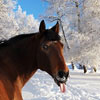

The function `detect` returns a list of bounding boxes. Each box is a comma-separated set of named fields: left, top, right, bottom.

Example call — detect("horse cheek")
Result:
left=37, top=50, right=48, bottom=71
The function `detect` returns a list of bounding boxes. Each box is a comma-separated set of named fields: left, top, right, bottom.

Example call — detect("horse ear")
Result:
left=51, top=21, right=59, bottom=34
left=39, top=20, right=46, bottom=33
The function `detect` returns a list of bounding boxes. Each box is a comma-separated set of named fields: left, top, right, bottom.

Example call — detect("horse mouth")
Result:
left=54, top=76, right=67, bottom=93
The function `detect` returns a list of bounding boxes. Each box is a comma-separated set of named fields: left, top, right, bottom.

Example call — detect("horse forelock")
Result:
left=44, top=30, right=61, bottom=41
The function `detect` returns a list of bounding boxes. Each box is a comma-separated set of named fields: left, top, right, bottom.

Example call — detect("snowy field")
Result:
left=22, top=65, right=100, bottom=100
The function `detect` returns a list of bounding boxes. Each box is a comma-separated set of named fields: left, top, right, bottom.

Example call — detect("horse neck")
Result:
left=17, top=36, right=39, bottom=87
left=1, top=34, right=39, bottom=88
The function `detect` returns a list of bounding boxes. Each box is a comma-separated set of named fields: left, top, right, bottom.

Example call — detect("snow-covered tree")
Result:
left=0, top=0, right=18, bottom=39
left=41, top=0, right=71, bottom=49
left=0, top=0, right=39, bottom=40
left=80, top=0, right=100, bottom=33
left=15, top=6, right=39, bottom=34
left=73, top=0, right=100, bottom=67
left=41, top=0, right=100, bottom=68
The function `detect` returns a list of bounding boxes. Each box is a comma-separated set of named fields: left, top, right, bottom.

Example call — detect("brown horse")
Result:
left=0, top=20, right=69, bottom=100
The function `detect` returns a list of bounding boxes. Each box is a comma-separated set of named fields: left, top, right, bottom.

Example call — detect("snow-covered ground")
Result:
left=22, top=65, right=100, bottom=100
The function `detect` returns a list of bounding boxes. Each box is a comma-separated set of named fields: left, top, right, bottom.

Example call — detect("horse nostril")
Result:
left=58, top=71, right=65, bottom=78
left=58, top=71, right=69, bottom=79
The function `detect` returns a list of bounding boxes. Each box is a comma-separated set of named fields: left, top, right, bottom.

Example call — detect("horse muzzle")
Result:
left=54, top=71, right=69, bottom=92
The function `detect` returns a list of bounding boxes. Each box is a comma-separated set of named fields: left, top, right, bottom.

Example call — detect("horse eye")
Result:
left=43, top=45, right=48, bottom=50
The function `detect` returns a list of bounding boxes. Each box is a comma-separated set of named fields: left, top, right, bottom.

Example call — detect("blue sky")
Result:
left=17, top=0, right=47, bottom=19
left=17, top=0, right=56, bottom=28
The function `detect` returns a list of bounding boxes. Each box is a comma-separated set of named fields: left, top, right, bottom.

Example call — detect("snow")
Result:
left=1, top=0, right=100, bottom=99
left=22, top=64, right=100, bottom=100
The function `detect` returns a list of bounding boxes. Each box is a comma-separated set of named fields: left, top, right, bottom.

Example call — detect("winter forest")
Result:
left=0, top=0, right=100, bottom=100
left=41, top=0, right=100, bottom=71
left=1, top=0, right=100, bottom=71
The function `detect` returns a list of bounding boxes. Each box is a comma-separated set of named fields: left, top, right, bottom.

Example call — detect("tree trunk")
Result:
left=93, top=67, right=97, bottom=72
left=71, top=62, right=75, bottom=70
left=59, top=19, right=70, bottom=50
left=83, top=65, right=87, bottom=73
left=75, top=1, right=81, bottom=33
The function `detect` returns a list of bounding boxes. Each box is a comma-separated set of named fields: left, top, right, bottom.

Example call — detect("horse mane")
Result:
left=0, top=33, right=37, bottom=48
left=0, top=29, right=61, bottom=49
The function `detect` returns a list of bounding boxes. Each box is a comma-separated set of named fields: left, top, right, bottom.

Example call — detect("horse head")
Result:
left=37, top=20, right=69, bottom=92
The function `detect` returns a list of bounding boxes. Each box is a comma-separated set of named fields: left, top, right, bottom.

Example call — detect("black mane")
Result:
left=0, top=29, right=61, bottom=49
left=0, top=33, right=36, bottom=48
